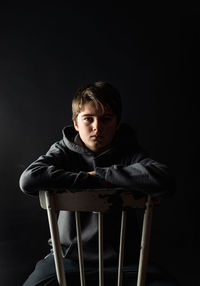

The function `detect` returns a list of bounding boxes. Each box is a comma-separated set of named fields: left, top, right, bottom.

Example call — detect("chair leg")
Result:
left=98, top=212, right=104, bottom=286
left=75, top=211, right=86, bottom=286
left=45, top=191, right=67, bottom=286
left=117, top=210, right=127, bottom=286
left=137, top=195, right=153, bottom=286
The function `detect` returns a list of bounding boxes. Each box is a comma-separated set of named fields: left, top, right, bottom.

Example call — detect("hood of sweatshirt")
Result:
left=62, top=123, right=139, bottom=156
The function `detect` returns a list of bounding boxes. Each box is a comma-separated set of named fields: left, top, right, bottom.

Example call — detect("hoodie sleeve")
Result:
left=95, top=152, right=175, bottom=196
left=19, top=141, right=102, bottom=196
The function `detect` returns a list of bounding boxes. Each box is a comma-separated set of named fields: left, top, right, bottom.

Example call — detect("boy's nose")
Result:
left=92, top=118, right=102, bottom=132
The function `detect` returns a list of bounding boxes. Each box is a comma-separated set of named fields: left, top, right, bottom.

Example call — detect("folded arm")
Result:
left=19, top=142, right=102, bottom=196
left=95, top=153, right=175, bottom=196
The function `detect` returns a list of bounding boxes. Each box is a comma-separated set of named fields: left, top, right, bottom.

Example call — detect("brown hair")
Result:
left=72, top=81, right=122, bottom=122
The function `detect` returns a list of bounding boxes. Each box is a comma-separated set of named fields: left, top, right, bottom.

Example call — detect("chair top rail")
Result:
left=39, top=188, right=160, bottom=212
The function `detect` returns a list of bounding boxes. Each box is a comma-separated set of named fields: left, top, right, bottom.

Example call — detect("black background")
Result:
left=0, top=3, right=199, bottom=285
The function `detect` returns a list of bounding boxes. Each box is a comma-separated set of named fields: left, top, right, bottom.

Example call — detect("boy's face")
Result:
left=73, top=101, right=120, bottom=153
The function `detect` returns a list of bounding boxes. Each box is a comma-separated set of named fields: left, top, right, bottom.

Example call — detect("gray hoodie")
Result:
left=19, top=123, right=174, bottom=265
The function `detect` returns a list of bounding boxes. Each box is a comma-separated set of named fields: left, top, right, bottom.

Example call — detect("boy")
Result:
left=20, top=81, right=175, bottom=285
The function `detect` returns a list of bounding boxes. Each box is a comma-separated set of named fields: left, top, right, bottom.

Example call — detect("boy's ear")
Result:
left=73, top=120, right=79, bottom=131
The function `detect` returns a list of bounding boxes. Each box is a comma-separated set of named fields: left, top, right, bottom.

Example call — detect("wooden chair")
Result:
left=39, top=188, right=160, bottom=286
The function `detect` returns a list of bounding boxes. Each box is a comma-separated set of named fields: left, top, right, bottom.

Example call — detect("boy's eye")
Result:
left=84, top=117, right=93, bottom=122
left=102, top=116, right=112, bottom=121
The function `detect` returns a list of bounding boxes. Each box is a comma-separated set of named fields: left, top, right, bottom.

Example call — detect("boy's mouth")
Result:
left=91, top=135, right=103, bottom=140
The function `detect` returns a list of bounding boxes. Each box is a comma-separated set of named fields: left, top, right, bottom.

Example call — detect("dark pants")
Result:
left=23, top=253, right=180, bottom=286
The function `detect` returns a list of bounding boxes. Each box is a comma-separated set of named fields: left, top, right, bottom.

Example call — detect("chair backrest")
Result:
left=39, top=188, right=160, bottom=286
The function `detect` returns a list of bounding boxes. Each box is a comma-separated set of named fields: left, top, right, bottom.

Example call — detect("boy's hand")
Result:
left=88, top=171, right=97, bottom=176
left=88, top=171, right=114, bottom=187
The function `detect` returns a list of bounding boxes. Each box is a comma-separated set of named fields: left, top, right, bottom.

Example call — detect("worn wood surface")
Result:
left=39, top=188, right=160, bottom=212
